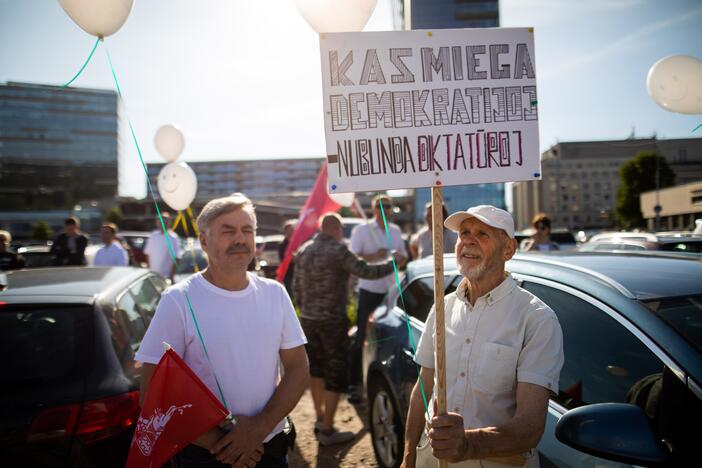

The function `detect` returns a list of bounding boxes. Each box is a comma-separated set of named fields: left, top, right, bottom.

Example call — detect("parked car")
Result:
left=16, top=245, right=56, bottom=268
left=119, top=231, right=151, bottom=266
left=580, top=232, right=702, bottom=253
left=516, top=228, right=578, bottom=250
left=362, top=252, right=701, bottom=467
left=0, top=267, right=167, bottom=467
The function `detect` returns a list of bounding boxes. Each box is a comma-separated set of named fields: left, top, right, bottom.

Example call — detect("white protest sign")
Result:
left=320, top=28, right=541, bottom=194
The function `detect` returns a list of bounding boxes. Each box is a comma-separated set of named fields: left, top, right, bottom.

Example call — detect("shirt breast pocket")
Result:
left=473, top=342, right=518, bottom=394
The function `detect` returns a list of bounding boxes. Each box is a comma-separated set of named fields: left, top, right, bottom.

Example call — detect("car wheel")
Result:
left=369, top=377, right=403, bottom=468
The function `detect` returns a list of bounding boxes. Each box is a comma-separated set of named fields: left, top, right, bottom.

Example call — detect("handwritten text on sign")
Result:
left=320, top=28, right=541, bottom=193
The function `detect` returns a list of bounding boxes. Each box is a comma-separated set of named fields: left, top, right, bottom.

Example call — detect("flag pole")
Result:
left=431, top=186, right=448, bottom=468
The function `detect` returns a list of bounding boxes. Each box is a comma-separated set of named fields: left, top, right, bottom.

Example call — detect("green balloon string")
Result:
left=62, top=37, right=101, bottom=88
left=102, top=43, right=229, bottom=411
left=377, top=197, right=431, bottom=420
left=693, top=122, right=702, bottom=133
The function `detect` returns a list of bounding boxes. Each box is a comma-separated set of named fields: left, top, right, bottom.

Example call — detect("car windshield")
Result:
left=660, top=240, right=702, bottom=253
left=642, top=294, right=702, bottom=353
left=0, top=305, right=93, bottom=387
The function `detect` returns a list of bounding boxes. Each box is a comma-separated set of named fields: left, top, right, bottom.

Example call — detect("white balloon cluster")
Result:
left=294, top=0, right=377, bottom=33
left=647, top=55, right=702, bottom=115
left=154, top=125, right=197, bottom=211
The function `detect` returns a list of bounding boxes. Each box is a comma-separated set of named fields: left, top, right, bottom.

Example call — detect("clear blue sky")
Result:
left=1, top=0, right=700, bottom=198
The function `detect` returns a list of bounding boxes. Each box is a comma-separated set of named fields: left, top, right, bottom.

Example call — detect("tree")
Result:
left=106, top=206, right=123, bottom=224
left=32, top=221, right=53, bottom=241
left=615, top=151, right=675, bottom=229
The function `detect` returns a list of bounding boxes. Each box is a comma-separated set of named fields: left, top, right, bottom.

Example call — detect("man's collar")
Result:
left=456, top=273, right=516, bottom=306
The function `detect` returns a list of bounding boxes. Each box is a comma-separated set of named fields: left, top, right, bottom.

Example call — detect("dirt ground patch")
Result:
left=288, top=389, right=379, bottom=468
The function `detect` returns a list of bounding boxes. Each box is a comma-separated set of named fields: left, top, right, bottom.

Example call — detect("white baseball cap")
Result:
left=444, top=205, right=515, bottom=239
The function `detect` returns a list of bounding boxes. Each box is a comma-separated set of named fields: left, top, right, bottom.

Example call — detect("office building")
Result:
left=512, top=138, right=702, bottom=230
left=0, top=81, right=119, bottom=210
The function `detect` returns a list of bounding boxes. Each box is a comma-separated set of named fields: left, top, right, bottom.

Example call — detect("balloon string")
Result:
left=63, top=37, right=101, bottom=88
left=102, top=44, right=229, bottom=410
left=693, top=122, right=702, bottom=133
left=377, top=197, right=431, bottom=421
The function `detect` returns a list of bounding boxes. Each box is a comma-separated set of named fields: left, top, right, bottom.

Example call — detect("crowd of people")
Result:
left=1, top=195, right=564, bottom=468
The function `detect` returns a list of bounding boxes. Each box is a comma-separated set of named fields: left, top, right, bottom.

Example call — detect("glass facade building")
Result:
left=0, top=82, right=119, bottom=210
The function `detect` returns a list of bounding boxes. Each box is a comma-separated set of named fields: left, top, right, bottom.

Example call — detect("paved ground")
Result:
left=288, top=389, right=379, bottom=468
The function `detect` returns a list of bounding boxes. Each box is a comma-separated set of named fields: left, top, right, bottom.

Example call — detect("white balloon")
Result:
left=295, top=0, right=377, bottom=33
left=154, top=125, right=185, bottom=162
left=58, top=0, right=134, bottom=38
left=157, top=162, right=197, bottom=211
left=647, top=55, right=702, bottom=115
left=328, top=189, right=355, bottom=207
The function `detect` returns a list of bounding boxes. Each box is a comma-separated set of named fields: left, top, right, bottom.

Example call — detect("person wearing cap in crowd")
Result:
left=0, top=230, right=25, bottom=271
left=348, top=194, right=408, bottom=400
left=520, top=213, right=559, bottom=252
left=409, top=202, right=459, bottom=260
left=401, top=205, right=564, bottom=468
left=50, top=216, right=89, bottom=266
left=93, top=223, right=129, bottom=267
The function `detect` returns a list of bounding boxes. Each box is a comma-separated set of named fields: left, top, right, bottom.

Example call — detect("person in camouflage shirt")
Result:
left=293, top=213, right=408, bottom=446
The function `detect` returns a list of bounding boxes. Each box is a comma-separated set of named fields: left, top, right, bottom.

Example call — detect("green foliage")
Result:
left=106, top=206, right=123, bottom=224
left=615, top=152, right=675, bottom=229
left=339, top=206, right=354, bottom=218
left=32, top=221, right=53, bottom=241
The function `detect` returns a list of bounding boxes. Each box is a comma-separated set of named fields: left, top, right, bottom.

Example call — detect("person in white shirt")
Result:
left=144, top=212, right=181, bottom=281
left=349, top=194, right=408, bottom=394
left=136, top=194, right=309, bottom=467
left=402, top=205, right=564, bottom=468
left=409, top=202, right=459, bottom=260
left=93, top=223, right=128, bottom=267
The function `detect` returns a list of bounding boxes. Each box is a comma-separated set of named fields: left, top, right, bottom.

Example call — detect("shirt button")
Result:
left=460, top=372, right=466, bottom=378
left=465, top=337, right=470, bottom=343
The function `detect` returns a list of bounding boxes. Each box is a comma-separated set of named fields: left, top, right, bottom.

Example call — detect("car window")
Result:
left=660, top=241, right=702, bottom=253
left=117, top=289, right=148, bottom=350
left=130, top=278, right=161, bottom=324
left=149, top=275, right=167, bottom=294
left=397, top=275, right=457, bottom=323
left=522, top=282, right=664, bottom=410
left=0, top=305, right=93, bottom=386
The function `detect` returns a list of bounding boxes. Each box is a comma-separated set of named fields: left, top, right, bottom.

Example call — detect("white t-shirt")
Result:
left=144, top=230, right=181, bottom=278
left=135, top=272, right=307, bottom=442
left=350, top=221, right=407, bottom=294
left=93, top=241, right=128, bottom=266
left=415, top=275, right=563, bottom=430
left=410, top=226, right=459, bottom=259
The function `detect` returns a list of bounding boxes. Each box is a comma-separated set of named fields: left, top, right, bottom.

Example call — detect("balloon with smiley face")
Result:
left=647, top=55, right=702, bottom=115
left=157, top=162, right=198, bottom=211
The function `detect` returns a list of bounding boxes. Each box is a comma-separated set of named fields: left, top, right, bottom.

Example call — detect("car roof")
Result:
left=407, top=252, right=702, bottom=301
left=0, top=267, right=153, bottom=303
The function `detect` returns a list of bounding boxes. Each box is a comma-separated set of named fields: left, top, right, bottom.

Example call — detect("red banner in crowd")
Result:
left=126, top=349, right=229, bottom=468
left=276, top=162, right=341, bottom=282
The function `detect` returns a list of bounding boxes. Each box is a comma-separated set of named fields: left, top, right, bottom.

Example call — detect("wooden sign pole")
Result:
left=431, top=186, right=448, bottom=468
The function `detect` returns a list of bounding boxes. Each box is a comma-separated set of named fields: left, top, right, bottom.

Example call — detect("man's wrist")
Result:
left=462, top=429, right=476, bottom=460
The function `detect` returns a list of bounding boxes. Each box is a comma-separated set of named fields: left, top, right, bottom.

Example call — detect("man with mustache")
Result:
left=136, top=194, right=309, bottom=468
left=401, top=205, right=564, bottom=468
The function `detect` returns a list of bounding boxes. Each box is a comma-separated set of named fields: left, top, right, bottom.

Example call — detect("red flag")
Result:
left=126, top=349, right=229, bottom=468
left=276, top=162, right=341, bottom=281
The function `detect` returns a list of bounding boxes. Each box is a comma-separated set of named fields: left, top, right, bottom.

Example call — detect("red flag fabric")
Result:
left=126, top=349, right=229, bottom=468
left=276, top=162, right=341, bottom=281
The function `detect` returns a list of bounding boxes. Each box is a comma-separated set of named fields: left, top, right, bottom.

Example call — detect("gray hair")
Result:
left=196, top=194, right=257, bottom=233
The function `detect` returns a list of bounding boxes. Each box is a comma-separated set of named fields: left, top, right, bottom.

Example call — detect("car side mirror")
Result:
left=555, top=403, right=670, bottom=466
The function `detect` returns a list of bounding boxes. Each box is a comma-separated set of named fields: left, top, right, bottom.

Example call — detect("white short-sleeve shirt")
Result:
left=144, top=230, right=181, bottom=278
left=93, top=241, right=128, bottom=266
left=350, top=221, right=407, bottom=294
left=135, top=272, right=307, bottom=442
left=415, top=274, right=564, bottom=430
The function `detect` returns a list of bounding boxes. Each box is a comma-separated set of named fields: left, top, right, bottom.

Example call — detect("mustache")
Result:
left=226, top=244, right=251, bottom=254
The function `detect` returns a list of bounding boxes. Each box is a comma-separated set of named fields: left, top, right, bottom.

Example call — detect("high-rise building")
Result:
left=147, top=158, right=325, bottom=203
left=400, top=0, right=504, bottom=221
left=0, top=81, right=120, bottom=210
left=408, top=0, right=499, bottom=29
left=511, top=137, right=702, bottom=230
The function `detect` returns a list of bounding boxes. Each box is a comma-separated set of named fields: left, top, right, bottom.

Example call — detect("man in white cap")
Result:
left=401, top=205, right=564, bottom=468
